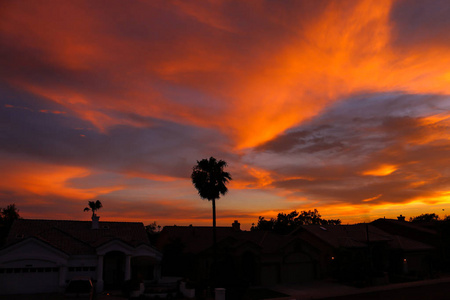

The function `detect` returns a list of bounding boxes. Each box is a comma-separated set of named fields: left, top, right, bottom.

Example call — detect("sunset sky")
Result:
left=1, top=0, right=450, bottom=230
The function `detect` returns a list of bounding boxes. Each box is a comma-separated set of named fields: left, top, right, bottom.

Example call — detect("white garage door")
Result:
left=0, top=267, right=60, bottom=294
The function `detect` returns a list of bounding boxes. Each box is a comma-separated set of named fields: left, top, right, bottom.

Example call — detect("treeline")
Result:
left=409, top=213, right=450, bottom=222
left=251, top=209, right=341, bottom=234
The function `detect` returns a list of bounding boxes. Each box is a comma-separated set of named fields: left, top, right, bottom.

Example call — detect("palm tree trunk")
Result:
left=212, top=197, right=217, bottom=245
left=212, top=197, right=217, bottom=286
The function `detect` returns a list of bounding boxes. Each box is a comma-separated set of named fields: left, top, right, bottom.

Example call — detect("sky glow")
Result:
left=1, top=0, right=450, bottom=229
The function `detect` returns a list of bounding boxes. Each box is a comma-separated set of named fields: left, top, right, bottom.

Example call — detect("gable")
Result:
left=96, top=239, right=162, bottom=259
left=134, top=244, right=163, bottom=260
left=96, top=239, right=135, bottom=255
left=0, top=237, right=69, bottom=267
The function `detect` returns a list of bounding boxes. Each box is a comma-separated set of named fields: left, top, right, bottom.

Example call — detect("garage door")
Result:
left=0, top=267, right=60, bottom=294
left=281, top=252, right=316, bottom=283
left=261, top=264, right=279, bottom=285
left=281, top=262, right=315, bottom=283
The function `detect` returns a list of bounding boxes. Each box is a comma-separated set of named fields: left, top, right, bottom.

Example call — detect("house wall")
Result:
left=66, top=255, right=98, bottom=283
left=260, top=263, right=279, bottom=286
left=294, top=230, right=337, bottom=278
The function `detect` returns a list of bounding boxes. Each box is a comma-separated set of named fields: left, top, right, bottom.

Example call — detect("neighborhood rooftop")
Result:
left=7, top=219, right=152, bottom=255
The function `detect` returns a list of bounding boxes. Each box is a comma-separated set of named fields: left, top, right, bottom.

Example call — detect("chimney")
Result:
left=92, top=214, right=100, bottom=229
left=232, top=220, right=240, bottom=231
left=397, top=215, right=405, bottom=221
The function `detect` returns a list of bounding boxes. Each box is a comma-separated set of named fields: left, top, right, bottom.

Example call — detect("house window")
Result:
left=69, top=266, right=96, bottom=272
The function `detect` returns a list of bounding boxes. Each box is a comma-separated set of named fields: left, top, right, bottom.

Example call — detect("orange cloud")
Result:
left=363, top=194, right=383, bottom=202
left=362, top=164, right=398, bottom=176
left=0, top=159, right=122, bottom=201
left=2, top=0, right=450, bottom=151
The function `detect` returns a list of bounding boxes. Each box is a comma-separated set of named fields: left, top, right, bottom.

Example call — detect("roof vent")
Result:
left=15, top=234, right=24, bottom=239
left=102, top=225, right=110, bottom=229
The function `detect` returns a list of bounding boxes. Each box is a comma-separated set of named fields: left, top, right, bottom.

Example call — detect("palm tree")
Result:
left=191, top=157, right=231, bottom=281
left=84, top=200, right=103, bottom=217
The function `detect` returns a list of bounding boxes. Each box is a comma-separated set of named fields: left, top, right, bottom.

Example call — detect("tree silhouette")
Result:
left=0, top=204, right=21, bottom=245
left=1, top=203, right=21, bottom=227
left=191, top=157, right=231, bottom=282
left=83, top=200, right=103, bottom=217
left=409, top=213, right=440, bottom=222
left=252, top=209, right=341, bottom=233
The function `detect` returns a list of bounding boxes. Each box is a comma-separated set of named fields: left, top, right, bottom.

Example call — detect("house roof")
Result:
left=298, top=224, right=393, bottom=248
left=156, top=222, right=437, bottom=258
left=5, top=219, right=151, bottom=255
left=156, top=226, right=286, bottom=254
left=296, top=224, right=435, bottom=252
left=371, top=218, right=438, bottom=235
left=389, top=235, right=435, bottom=251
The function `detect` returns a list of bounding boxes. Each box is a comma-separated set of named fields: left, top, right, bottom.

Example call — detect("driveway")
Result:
left=271, top=277, right=450, bottom=300
left=0, top=292, right=128, bottom=300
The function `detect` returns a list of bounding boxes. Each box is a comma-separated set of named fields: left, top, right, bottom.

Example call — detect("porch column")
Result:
left=59, top=265, right=68, bottom=287
left=154, top=263, right=161, bottom=280
left=125, top=255, right=131, bottom=281
left=97, top=255, right=104, bottom=292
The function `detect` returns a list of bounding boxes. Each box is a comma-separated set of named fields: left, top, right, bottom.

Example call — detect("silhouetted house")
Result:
left=157, top=222, right=438, bottom=287
left=371, top=218, right=438, bottom=277
left=371, top=218, right=439, bottom=247
left=387, top=234, right=435, bottom=279
left=293, top=224, right=436, bottom=284
left=292, top=224, right=391, bottom=283
left=0, top=217, right=162, bottom=295
left=156, top=221, right=321, bottom=286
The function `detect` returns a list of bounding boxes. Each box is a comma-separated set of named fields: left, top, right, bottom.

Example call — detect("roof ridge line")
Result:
left=49, top=226, right=94, bottom=249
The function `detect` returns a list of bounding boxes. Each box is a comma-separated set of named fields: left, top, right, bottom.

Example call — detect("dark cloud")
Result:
left=257, top=93, right=448, bottom=154
left=390, top=0, right=450, bottom=47
left=252, top=92, right=450, bottom=205
left=0, top=84, right=232, bottom=180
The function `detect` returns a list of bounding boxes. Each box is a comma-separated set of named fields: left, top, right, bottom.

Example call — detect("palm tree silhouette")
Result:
left=84, top=200, right=103, bottom=217
left=191, top=157, right=231, bottom=282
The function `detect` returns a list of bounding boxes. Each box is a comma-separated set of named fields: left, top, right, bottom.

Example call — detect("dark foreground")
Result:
left=274, top=277, right=450, bottom=300
left=317, top=281, right=450, bottom=300
left=2, top=278, right=450, bottom=300
left=0, top=292, right=126, bottom=300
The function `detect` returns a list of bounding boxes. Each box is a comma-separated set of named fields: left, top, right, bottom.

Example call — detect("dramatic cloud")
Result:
left=251, top=93, right=450, bottom=206
left=1, top=0, right=450, bottom=228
